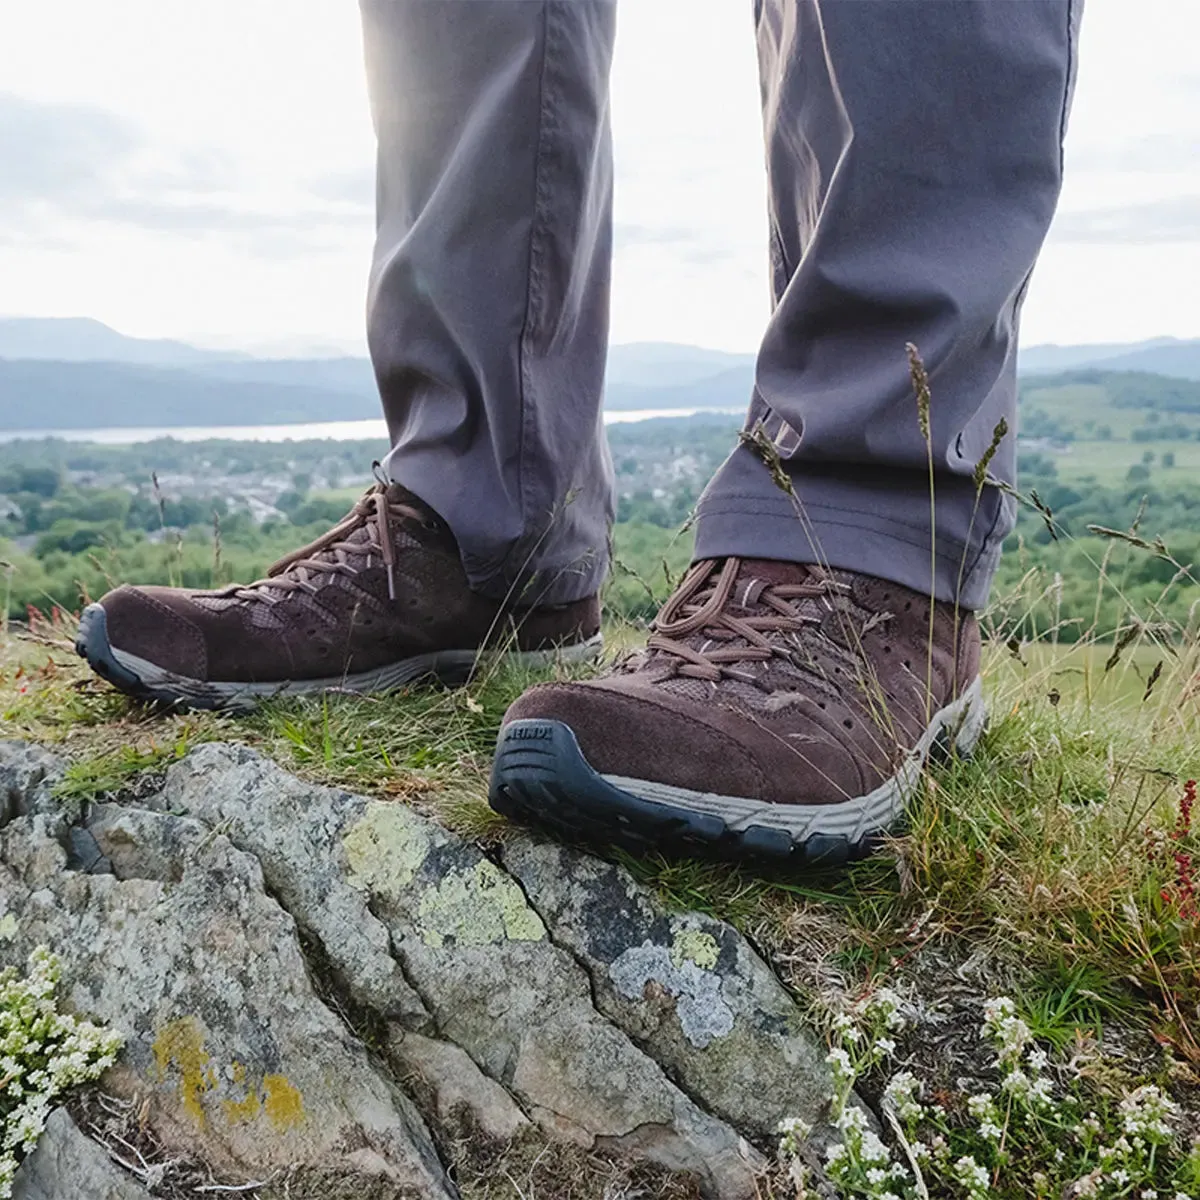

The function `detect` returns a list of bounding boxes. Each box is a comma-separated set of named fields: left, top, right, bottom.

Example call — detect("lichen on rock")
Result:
left=0, top=740, right=846, bottom=1199
left=416, top=859, right=545, bottom=948
left=342, top=801, right=434, bottom=900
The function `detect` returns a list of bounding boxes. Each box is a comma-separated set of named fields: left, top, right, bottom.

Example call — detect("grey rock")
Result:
left=0, top=804, right=453, bottom=1199
left=0, top=741, right=70, bottom=828
left=153, top=744, right=762, bottom=1199
left=12, top=1108, right=151, bottom=1200
left=502, top=837, right=836, bottom=1139
left=389, top=1031, right=531, bottom=1144
left=146, top=745, right=429, bottom=1028
left=2, top=738, right=847, bottom=1199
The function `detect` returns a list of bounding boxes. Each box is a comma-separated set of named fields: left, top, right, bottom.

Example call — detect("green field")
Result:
left=1022, top=373, right=1200, bottom=484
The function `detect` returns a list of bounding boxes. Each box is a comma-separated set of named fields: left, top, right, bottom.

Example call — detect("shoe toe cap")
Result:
left=99, top=586, right=208, bottom=679
left=503, top=680, right=873, bottom=806
left=503, top=681, right=770, bottom=800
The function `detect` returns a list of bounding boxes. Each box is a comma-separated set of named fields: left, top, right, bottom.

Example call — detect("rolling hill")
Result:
left=2, top=317, right=1199, bottom=431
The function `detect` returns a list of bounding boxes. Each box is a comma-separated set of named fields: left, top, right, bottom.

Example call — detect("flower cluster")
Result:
left=825, top=1106, right=911, bottom=1200
left=776, top=988, right=1198, bottom=1200
left=1, top=947, right=123, bottom=1199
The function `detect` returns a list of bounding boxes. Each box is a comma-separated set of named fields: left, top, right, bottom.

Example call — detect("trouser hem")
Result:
left=693, top=492, right=1000, bottom=612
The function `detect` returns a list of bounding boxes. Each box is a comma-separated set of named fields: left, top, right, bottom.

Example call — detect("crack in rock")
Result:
left=0, top=743, right=454, bottom=1200
left=146, top=744, right=764, bottom=1199
left=500, top=837, right=840, bottom=1141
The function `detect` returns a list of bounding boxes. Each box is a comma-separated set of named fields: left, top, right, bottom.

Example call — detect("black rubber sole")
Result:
left=488, top=719, right=884, bottom=868
left=75, top=603, right=220, bottom=709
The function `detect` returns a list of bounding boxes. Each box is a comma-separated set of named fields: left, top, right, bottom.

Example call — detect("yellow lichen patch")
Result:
left=222, top=1087, right=261, bottom=1124
left=416, top=859, right=545, bottom=948
left=342, top=801, right=433, bottom=901
left=0, top=913, right=17, bottom=942
left=262, top=1074, right=306, bottom=1131
left=152, top=1017, right=214, bottom=1126
left=670, top=928, right=720, bottom=971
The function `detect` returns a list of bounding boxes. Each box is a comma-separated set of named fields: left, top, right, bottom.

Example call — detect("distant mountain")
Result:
left=0, top=321, right=757, bottom=429
left=0, top=317, right=244, bottom=367
left=3, top=316, right=1199, bottom=432
left=606, top=365, right=753, bottom=412
left=1019, top=337, right=1200, bottom=380
left=606, top=343, right=755, bottom=388
left=0, top=360, right=379, bottom=431
left=188, top=357, right=377, bottom=396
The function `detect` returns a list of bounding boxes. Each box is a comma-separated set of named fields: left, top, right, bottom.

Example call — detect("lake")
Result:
left=0, top=407, right=741, bottom=445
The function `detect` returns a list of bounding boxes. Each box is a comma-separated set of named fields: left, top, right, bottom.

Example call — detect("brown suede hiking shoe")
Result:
left=489, top=557, right=984, bottom=866
left=76, top=482, right=601, bottom=711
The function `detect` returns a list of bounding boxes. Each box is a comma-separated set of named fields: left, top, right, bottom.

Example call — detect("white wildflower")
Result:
left=953, top=1153, right=991, bottom=1199
left=777, top=1115, right=811, bottom=1156
left=0, top=948, right=123, bottom=1200
left=883, top=1071, right=925, bottom=1123
left=978, top=1119, right=1003, bottom=1142
left=1119, top=1085, right=1178, bottom=1143
left=826, top=1046, right=854, bottom=1082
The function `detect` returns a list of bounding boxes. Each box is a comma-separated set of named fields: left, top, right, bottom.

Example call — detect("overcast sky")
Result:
left=2, top=0, right=1198, bottom=355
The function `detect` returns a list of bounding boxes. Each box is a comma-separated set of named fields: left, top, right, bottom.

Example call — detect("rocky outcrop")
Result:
left=0, top=740, right=840, bottom=1199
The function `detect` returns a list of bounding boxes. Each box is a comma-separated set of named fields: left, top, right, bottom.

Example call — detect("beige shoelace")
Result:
left=232, top=483, right=427, bottom=604
left=648, top=556, right=849, bottom=686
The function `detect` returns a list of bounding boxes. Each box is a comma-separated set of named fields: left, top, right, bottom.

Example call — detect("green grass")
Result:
left=4, top=534, right=1200, bottom=1193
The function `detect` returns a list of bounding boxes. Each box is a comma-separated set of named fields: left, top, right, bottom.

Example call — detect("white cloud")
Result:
left=0, top=0, right=1196, bottom=352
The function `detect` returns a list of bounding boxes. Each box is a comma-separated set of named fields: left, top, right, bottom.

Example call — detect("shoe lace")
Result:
left=647, top=556, right=850, bottom=687
left=231, top=475, right=427, bottom=605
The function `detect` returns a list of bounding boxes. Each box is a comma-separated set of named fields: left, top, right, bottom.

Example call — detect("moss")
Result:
left=416, top=859, right=545, bottom=948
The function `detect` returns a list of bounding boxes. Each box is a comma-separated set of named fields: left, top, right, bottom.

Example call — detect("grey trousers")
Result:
left=361, top=0, right=1082, bottom=610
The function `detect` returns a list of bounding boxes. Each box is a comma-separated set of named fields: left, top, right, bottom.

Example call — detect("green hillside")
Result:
left=1021, top=370, right=1200, bottom=485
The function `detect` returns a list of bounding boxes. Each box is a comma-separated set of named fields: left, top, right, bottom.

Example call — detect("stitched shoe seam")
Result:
left=524, top=683, right=771, bottom=799
left=121, top=589, right=208, bottom=680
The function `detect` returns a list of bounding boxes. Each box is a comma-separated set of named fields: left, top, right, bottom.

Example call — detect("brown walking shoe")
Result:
left=489, top=556, right=984, bottom=866
left=76, top=482, right=601, bottom=711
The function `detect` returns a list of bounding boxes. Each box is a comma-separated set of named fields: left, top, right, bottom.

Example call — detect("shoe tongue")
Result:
left=734, top=558, right=814, bottom=588
left=271, top=483, right=438, bottom=582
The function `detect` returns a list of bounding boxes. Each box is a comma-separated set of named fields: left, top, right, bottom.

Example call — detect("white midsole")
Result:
left=110, top=634, right=604, bottom=711
left=601, top=676, right=986, bottom=841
